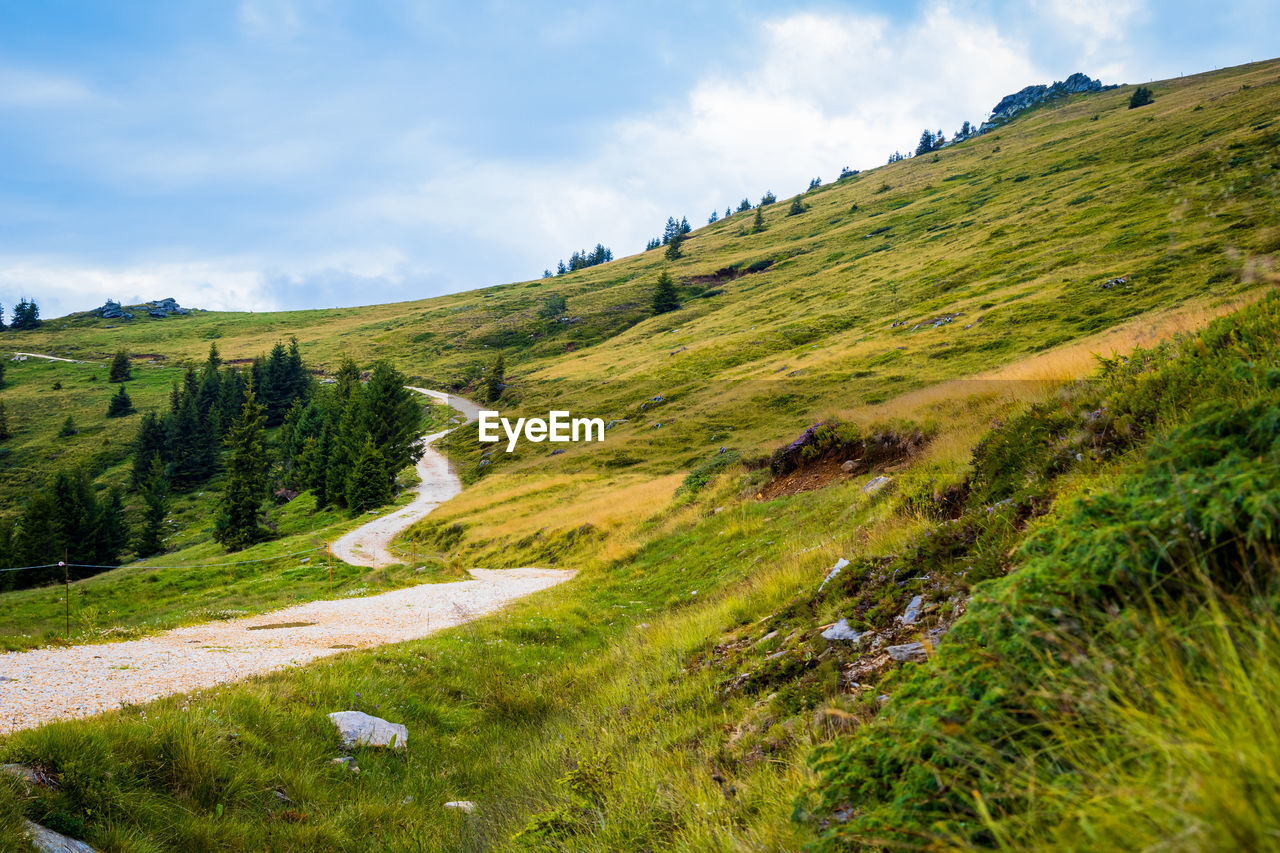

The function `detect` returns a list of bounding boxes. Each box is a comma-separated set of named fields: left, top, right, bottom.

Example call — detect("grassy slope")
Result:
left=0, top=59, right=1276, bottom=849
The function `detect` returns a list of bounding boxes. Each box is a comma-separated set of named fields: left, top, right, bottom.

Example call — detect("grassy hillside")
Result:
left=0, top=57, right=1278, bottom=850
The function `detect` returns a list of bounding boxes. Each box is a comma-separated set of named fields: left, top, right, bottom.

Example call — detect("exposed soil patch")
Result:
left=246, top=621, right=317, bottom=631
left=760, top=423, right=928, bottom=500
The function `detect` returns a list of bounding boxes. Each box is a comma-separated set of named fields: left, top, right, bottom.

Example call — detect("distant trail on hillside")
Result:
left=11, top=351, right=102, bottom=365
left=330, top=388, right=483, bottom=568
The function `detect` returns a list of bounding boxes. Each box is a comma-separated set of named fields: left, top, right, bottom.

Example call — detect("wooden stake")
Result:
left=63, top=550, right=69, bottom=637
left=327, top=541, right=332, bottom=596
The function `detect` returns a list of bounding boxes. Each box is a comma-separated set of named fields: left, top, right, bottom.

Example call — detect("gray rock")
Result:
left=899, top=595, right=924, bottom=626
left=327, top=711, right=408, bottom=750
left=862, top=476, right=891, bottom=495
left=550, top=448, right=566, bottom=456
left=841, top=460, right=856, bottom=473
left=23, top=820, right=99, bottom=853
left=981, top=72, right=1111, bottom=131
left=443, top=800, right=477, bottom=813
left=1, top=763, right=39, bottom=785
left=818, top=557, right=850, bottom=592
left=820, top=619, right=864, bottom=642
left=886, top=642, right=928, bottom=662
left=329, top=756, right=359, bottom=772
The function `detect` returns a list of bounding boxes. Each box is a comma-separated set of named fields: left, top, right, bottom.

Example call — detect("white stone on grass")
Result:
left=328, top=710, right=408, bottom=750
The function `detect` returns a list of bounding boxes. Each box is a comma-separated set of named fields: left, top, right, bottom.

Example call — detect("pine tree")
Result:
left=10, top=298, right=40, bottom=331
left=58, top=415, right=77, bottom=437
left=213, top=381, right=270, bottom=551
left=108, top=349, right=132, bottom=382
left=326, top=391, right=363, bottom=508
left=788, top=195, right=805, bottom=216
left=652, top=271, right=680, bottom=315
left=1129, top=85, right=1154, bottom=109
left=664, top=233, right=683, bottom=260
left=726, top=206, right=733, bottom=218
left=345, top=438, right=392, bottom=512
left=106, top=384, right=135, bottom=418
left=135, top=454, right=169, bottom=557
left=915, top=129, right=936, bottom=156
left=131, top=411, right=168, bottom=488
left=0, top=360, right=6, bottom=388
left=708, top=209, right=719, bottom=224
left=0, top=400, right=9, bottom=441
left=355, top=361, right=423, bottom=491
left=93, top=487, right=128, bottom=566
left=753, top=204, right=765, bottom=233
left=737, top=198, right=752, bottom=212
left=760, top=191, right=776, bottom=205
left=485, top=352, right=505, bottom=403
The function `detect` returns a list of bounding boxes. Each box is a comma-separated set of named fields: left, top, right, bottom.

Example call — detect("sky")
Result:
left=0, top=0, right=1275, bottom=318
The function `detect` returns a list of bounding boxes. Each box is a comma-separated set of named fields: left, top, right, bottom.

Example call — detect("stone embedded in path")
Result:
left=24, top=819, right=99, bottom=853
left=328, top=711, right=408, bottom=750
left=841, top=460, right=856, bottom=473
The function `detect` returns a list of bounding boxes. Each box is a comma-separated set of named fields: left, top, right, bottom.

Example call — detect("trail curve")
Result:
left=330, top=388, right=483, bottom=568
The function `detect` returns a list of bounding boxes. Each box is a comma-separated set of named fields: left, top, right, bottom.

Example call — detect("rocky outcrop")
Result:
left=97, top=297, right=190, bottom=320
left=980, top=73, right=1113, bottom=131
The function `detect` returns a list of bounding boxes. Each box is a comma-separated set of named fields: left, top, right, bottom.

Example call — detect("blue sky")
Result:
left=1, top=0, right=1275, bottom=318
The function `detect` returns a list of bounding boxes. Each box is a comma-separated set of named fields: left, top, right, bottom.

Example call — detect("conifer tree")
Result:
left=58, top=415, right=77, bottom=437
left=652, top=271, right=680, bottom=315
left=109, top=349, right=132, bottom=382
left=135, top=454, right=169, bottom=557
left=363, top=361, right=424, bottom=479
left=753, top=204, right=765, bottom=233
left=708, top=209, right=719, bottom=224
left=0, top=360, right=6, bottom=388
left=213, top=381, right=270, bottom=551
left=107, top=384, right=135, bottom=418
left=485, top=352, right=506, bottom=403
left=0, top=400, right=9, bottom=441
left=1129, top=85, right=1154, bottom=108
left=94, top=488, right=128, bottom=566
left=132, top=411, right=168, bottom=488
left=788, top=195, right=805, bottom=216
left=664, top=233, right=683, bottom=260
left=345, top=438, right=392, bottom=512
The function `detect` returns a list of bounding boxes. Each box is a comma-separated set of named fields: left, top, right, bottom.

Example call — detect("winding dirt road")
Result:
left=0, top=388, right=579, bottom=734
left=330, top=388, right=484, bottom=568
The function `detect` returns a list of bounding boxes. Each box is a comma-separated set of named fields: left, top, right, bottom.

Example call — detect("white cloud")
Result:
left=347, top=4, right=1046, bottom=274
left=237, top=0, right=303, bottom=40
left=0, top=66, right=97, bottom=107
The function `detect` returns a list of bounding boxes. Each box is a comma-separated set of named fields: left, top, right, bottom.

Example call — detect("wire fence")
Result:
left=0, top=544, right=328, bottom=575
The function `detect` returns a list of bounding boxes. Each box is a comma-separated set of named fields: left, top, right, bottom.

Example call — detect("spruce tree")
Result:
left=135, top=454, right=169, bottom=557
left=325, top=391, right=363, bottom=508
left=106, top=384, right=135, bottom=418
left=132, top=411, right=168, bottom=488
left=664, top=233, right=683, bottom=260
left=214, top=381, right=270, bottom=551
left=788, top=195, right=805, bottom=216
left=0, top=400, right=9, bottom=441
left=345, top=438, right=392, bottom=512
left=652, top=271, right=680, bottom=315
left=1129, top=85, right=1154, bottom=109
left=58, top=415, right=77, bottom=437
left=109, top=349, right=132, bottom=382
left=752, top=204, right=765, bottom=233
left=485, top=352, right=505, bottom=403
left=94, top=487, right=128, bottom=566
left=0, top=360, right=6, bottom=388
left=363, top=361, right=424, bottom=479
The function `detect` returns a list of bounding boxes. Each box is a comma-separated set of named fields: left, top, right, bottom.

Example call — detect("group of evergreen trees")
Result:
left=645, top=216, right=692, bottom=255
left=275, top=359, right=423, bottom=515
left=0, top=472, right=127, bottom=589
left=0, top=298, right=41, bottom=331
left=549, top=243, right=613, bottom=277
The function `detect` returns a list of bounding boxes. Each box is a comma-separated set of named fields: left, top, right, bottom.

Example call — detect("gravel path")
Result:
left=330, top=388, right=484, bottom=568
left=0, top=568, right=573, bottom=734
left=0, top=388, right=570, bottom=735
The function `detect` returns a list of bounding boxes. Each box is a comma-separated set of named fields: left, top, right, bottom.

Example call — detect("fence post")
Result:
left=327, top=542, right=332, bottom=596
left=62, top=551, right=69, bottom=638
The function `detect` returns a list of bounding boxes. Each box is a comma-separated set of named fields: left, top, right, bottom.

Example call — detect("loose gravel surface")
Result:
left=0, top=389, right=571, bottom=735
left=0, top=568, right=572, bottom=734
